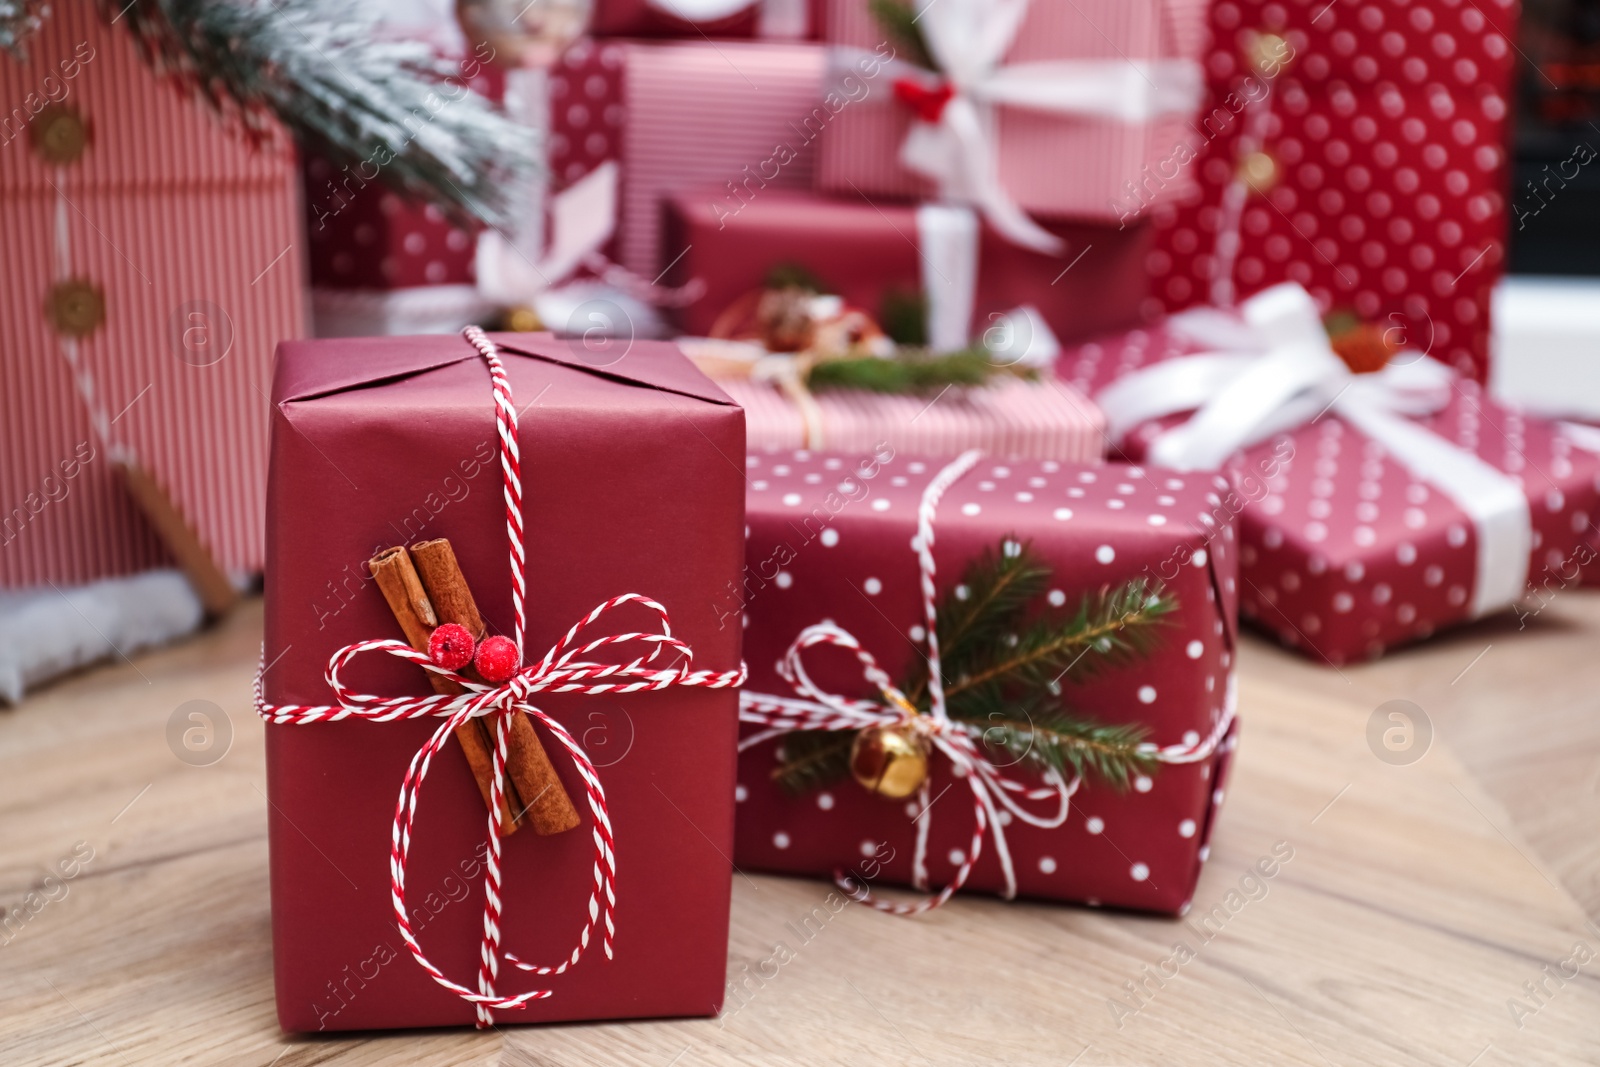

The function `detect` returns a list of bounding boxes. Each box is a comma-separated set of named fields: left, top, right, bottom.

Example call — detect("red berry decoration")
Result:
left=474, top=635, right=520, bottom=684
left=428, top=623, right=476, bottom=671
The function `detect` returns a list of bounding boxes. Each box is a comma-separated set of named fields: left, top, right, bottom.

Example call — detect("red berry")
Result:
left=474, top=635, right=520, bottom=684
left=428, top=623, right=476, bottom=671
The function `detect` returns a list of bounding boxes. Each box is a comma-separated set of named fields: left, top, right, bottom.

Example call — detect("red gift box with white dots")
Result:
left=1143, top=0, right=1519, bottom=382
left=734, top=449, right=1240, bottom=914
left=302, top=155, right=480, bottom=292
left=1059, top=322, right=1600, bottom=665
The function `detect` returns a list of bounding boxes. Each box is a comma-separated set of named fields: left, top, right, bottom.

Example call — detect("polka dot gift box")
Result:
left=1064, top=283, right=1600, bottom=666
left=734, top=447, right=1240, bottom=914
left=1144, top=0, right=1519, bottom=383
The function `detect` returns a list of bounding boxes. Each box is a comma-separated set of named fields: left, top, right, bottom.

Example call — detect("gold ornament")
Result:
left=31, top=104, right=91, bottom=166
left=1238, top=150, right=1279, bottom=193
left=455, top=0, right=592, bottom=68
left=1247, top=31, right=1292, bottom=78
left=505, top=305, right=543, bottom=332
left=850, top=724, right=930, bottom=799
left=44, top=279, right=106, bottom=339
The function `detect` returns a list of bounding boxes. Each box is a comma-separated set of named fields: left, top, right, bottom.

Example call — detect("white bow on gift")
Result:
left=645, top=0, right=810, bottom=36
left=889, top=0, right=1201, bottom=254
left=1095, top=282, right=1532, bottom=619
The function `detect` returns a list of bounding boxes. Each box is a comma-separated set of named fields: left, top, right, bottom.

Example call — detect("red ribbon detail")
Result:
left=893, top=77, right=956, bottom=123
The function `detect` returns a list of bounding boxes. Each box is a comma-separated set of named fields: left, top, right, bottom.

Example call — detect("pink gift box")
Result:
left=0, top=4, right=304, bottom=587
left=709, top=375, right=1106, bottom=461
left=1061, top=310, right=1600, bottom=664
left=548, top=38, right=827, bottom=278
left=815, top=0, right=1210, bottom=224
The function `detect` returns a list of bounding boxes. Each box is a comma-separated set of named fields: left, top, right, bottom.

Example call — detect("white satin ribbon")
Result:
left=885, top=0, right=1200, bottom=253
left=645, top=0, right=809, bottom=36
left=912, top=202, right=1058, bottom=365
left=1095, top=283, right=1532, bottom=619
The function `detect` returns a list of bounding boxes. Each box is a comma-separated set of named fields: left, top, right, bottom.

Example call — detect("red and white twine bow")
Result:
left=256, top=327, right=745, bottom=1027
left=738, top=450, right=1236, bottom=915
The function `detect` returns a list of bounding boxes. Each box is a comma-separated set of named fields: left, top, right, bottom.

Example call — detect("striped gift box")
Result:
left=0, top=4, right=304, bottom=587
left=548, top=38, right=827, bottom=278
left=713, top=375, right=1107, bottom=462
left=816, top=0, right=1210, bottom=224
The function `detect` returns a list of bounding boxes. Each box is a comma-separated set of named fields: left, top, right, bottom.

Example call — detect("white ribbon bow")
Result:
left=1095, top=283, right=1532, bottom=618
left=646, top=0, right=809, bottom=35
left=891, top=0, right=1201, bottom=254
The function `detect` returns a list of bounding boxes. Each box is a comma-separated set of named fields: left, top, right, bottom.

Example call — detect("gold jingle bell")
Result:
left=850, top=724, right=929, bottom=799
left=1238, top=150, right=1279, bottom=194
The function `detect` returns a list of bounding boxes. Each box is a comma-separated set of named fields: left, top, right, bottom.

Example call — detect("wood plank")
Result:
left=1, top=599, right=1596, bottom=1065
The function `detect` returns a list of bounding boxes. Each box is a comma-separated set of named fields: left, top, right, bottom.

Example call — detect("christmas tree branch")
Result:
left=98, top=0, right=536, bottom=231
left=1, top=0, right=43, bottom=56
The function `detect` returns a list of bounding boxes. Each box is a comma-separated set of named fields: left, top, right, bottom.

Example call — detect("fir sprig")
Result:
left=769, top=539, right=1177, bottom=794
left=95, top=0, right=536, bottom=231
left=807, top=347, right=1032, bottom=394
left=943, top=577, right=1177, bottom=699
left=771, top=730, right=856, bottom=796
left=868, top=0, right=936, bottom=71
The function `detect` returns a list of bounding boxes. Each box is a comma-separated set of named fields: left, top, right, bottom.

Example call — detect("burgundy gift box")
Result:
left=1145, top=0, right=1520, bottom=382
left=663, top=189, right=1151, bottom=347
left=734, top=448, right=1240, bottom=913
left=816, top=0, right=1210, bottom=224
left=591, top=0, right=820, bottom=39
left=547, top=38, right=826, bottom=279
left=1061, top=307, right=1600, bottom=664
left=263, top=332, right=744, bottom=1031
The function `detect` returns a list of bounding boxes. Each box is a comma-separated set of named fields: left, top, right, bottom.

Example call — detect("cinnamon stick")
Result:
left=412, top=538, right=581, bottom=836
left=368, top=545, right=520, bottom=835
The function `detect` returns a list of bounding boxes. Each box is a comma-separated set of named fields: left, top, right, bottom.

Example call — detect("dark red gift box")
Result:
left=734, top=447, right=1240, bottom=914
left=1060, top=290, right=1600, bottom=664
left=262, top=332, right=744, bottom=1031
left=663, top=189, right=1152, bottom=349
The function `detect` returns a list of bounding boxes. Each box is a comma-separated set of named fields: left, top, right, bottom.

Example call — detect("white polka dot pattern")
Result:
left=732, top=447, right=1241, bottom=914
left=1145, top=0, right=1519, bottom=382
left=1062, top=318, right=1600, bottom=664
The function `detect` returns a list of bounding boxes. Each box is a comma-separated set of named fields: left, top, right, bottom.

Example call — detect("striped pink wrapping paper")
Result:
left=714, top=377, right=1106, bottom=461
left=1, top=5, right=305, bottom=588
left=551, top=39, right=827, bottom=278
left=816, top=0, right=1209, bottom=223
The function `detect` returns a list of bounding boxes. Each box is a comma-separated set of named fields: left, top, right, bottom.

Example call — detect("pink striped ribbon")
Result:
left=738, top=449, right=1236, bottom=914
left=256, top=327, right=746, bottom=1026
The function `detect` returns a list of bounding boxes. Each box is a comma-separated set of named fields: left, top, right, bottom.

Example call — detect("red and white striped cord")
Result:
left=738, top=451, right=1238, bottom=915
left=256, top=328, right=745, bottom=1026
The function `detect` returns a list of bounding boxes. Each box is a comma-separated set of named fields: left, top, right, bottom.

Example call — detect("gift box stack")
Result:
left=540, top=0, right=1212, bottom=457
left=249, top=0, right=1576, bottom=1040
